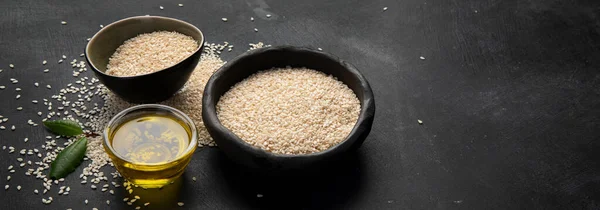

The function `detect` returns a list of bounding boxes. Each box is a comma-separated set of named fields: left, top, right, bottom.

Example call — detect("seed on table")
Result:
left=178, top=202, right=184, bottom=206
left=58, top=59, right=63, bottom=63
left=159, top=6, right=164, bottom=9
left=16, top=94, right=20, bottom=99
left=251, top=17, right=254, bottom=21
left=144, top=202, right=150, bottom=206
left=17, top=185, right=21, bottom=190
left=254, top=28, right=258, bottom=32
left=419, top=56, right=425, bottom=60
left=34, top=82, right=39, bottom=87
left=42, top=60, right=47, bottom=65
left=222, top=18, right=228, bottom=22
left=62, top=55, right=66, bottom=59
left=15, top=88, right=21, bottom=91
left=17, top=107, right=23, bottom=111
left=178, top=3, right=183, bottom=7
left=46, top=85, right=51, bottom=89
left=6, top=176, right=10, bottom=181
left=383, top=7, right=388, bottom=11
left=266, top=14, right=272, bottom=18
left=4, top=185, right=8, bottom=190
left=9, top=64, right=14, bottom=68
left=0, top=86, right=4, bottom=89
left=43, top=69, right=49, bottom=73
left=418, top=119, right=423, bottom=124
left=61, top=21, right=67, bottom=25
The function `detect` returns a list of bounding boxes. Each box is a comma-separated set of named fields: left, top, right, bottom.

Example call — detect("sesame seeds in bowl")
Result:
left=202, top=46, right=376, bottom=170
left=85, top=16, right=205, bottom=103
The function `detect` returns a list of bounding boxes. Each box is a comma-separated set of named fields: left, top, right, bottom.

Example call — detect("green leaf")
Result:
left=49, top=137, right=88, bottom=179
left=43, top=120, right=83, bottom=136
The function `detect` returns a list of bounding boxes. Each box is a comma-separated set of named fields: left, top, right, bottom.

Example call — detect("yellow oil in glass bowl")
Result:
left=103, top=104, right=197, bottom=188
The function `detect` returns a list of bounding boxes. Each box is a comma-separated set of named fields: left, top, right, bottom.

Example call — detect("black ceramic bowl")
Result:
left=202, top=46, right=375, bottom=170
left=85, top=16, right=205, bottom=103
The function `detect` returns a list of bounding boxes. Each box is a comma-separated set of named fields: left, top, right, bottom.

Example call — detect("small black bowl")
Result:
left=85, top=16, right=205, bottom=103
left=202, top=46, right=376, bottom=171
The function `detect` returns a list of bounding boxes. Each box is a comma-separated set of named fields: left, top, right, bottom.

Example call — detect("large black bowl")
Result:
left=85, top=16, right=205, bottom=103
left=202, top=46, right=375, bottom=170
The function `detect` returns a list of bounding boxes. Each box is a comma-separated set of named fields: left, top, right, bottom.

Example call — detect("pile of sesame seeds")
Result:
left=1, top=41, right=267, bottom=208
left=217, top=67, right=361, bottom=155
left=105, top=31, right=199, bottom=77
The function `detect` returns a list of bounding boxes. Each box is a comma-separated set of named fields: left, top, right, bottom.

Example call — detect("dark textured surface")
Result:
left=0, top=0, right=599, bottom=209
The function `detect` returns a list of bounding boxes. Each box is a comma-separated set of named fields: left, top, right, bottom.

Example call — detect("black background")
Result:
left=1, top=0, right=599, bottom=209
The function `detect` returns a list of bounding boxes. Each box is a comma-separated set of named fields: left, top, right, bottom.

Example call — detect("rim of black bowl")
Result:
left=85, top=15, right=205, bottom=78
left=203, top=46, right=375, bottom=158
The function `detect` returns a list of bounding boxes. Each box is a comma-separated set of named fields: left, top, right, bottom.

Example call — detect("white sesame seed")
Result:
left=16, top=107, right=22, bottom=111
left=178, top=202, right=184, bottom=206
left=419, top=56, right=425, bottom=60
left=254, top=28, right=258, bottom=32
left=46, top=85, right=51, bottom=89
left=100, top=24, right=104, bottom=28
left=42, top=60, right=47, bottom=65
left=383, top=7, right=388, bottom=11
left=250, top=17, right=254, bottom=21
left=178, top=3, right=183, bottom=7
left=106, top=200, right=110, bottom=205
left=34, top=189, right=38, bottom=194
left=61, top=21, right=67, bottom=25
left=318, top=48, right=323, bottom=51
left=257, top=194, right=263, bottom=198
left=15, top=87, right=21, bottom=91
left=192, top=177, right=197, bottom=181
left=222, top=18, right=228, bottom=22
left=159, top=6, right=164, bottom=9
left=6, top=176, right=10, bottom=181
left=418, top=119, right=423, bottom=124
left=144, top=202, right=150, bottom=206
left=85, top=200, right=88, bottom=204
left=0, top=86, right=4, bottom=89
left=9, top=64, right=14, bottom=68
left=43, top=69, right=49, bottom=73
left=16, top=94, right=20, bottom=99
left=4, top=185, right=8, bottom=190
left=17, top=185, right=21, bottom=190
left=34, top=82, right=39, bottom=87
left=266, top=14, right=272, bottom=18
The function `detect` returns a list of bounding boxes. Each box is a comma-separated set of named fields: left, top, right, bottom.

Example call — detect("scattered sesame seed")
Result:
left=17, top=185, right=21, bottom=190
left=9, top=64, right=14, bottom=68
left=106, top=200, right=110, bottom=205
left=254, top=28, right=258, bottom=32
left=144, top=202, right=150, bottom=206
left=4, top=185, right=8, bottom=190
left=178, top=3, right=183, bottom=7
left=34, top=82, right=39, bottom=87
left=6, top=176, right=10, bottom=181
left=16, top=107, right=23, bottom=111
left=62, top=55, right=66, bottom=59
left=15, top=87, right=21, bottom=91
left=318, top=48, right=323, bottom=51
left=419, top=56, right=425, bottom=60
left=383, top=7, right=388, bottom=11
left=58, top=59, right=63, bottom=63
left=418, top=119, right=423, bottom=124
left=100, top=24, right=104, bottom=28
left=178, top=202, right=184, bottom=206
left=159, top=6, right=164, bottom=9
left=34, top=189, right=38, bottom=194
left=46, top=85, right=51, bottom=89
left=257, top=194, right=263, bottom=198
left=42, top=60, right=47, bottom=65
left=192, top=176, right=197, bottom=181
left=61, top=21, right=67, bottom=25
left=16, top=94, right=20, bottom=99
left=43, top=69, right=49, bottom=73
left=85, top=200, right=88, bottom=204
left=0, top=86, right=4, bottom=89
left=266, top=14, right=272, bottom=18
left=222, top=18, right=228, bottom=22
left=10, top=125, right=15, bottom=131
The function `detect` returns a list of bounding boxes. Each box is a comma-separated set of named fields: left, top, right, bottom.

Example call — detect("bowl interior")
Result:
left=86, top=16, right=204, bottom=74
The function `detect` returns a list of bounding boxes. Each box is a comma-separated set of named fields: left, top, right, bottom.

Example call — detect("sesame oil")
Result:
left=106, top=114, right=193, bottom=187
